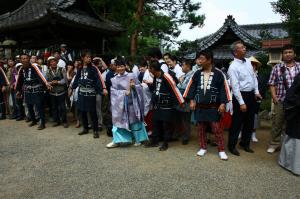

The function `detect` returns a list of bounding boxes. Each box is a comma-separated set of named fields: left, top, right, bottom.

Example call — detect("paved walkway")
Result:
left=0, top=119, right=299, bottom=199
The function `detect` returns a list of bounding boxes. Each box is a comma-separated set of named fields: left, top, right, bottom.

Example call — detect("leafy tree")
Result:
left=271, top=0, right=300, bottom=53
left=90, top=0, right=205, bottom=59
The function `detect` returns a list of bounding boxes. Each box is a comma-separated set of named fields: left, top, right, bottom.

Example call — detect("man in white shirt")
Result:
left=132, top=64, right=140, bottom=78
left=60, top=44, right=73, bottom=64
left=148, top=48, right=169, bottom=73
left=54, top=51, right=66, bottom=69
left=227, top=41, right=262, bottom=156
left=167, top=56, right=184, bottom=79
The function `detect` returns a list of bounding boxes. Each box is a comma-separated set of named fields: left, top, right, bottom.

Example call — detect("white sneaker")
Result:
left=197, top=149, right=207, bottom=157
left=267, top=146, right=277, bottom=153
left=219, top=151, right=228, bottom=160
left=134, top=142, right=142, bottom=147
left=106, top=142, right=119, bottom=149
left=252, top=132, right=258, bottom=142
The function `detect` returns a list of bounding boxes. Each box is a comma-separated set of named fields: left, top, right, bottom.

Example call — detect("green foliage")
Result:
left=138, top=36, right=160, bottom=56
left=271, top=0, right=300, bottom=53
left=259, top=26, right=276, bottom=40
left=256, top=52, right=272, bottom=111
left=177, top=39, right=199, bottom=53
left=89, top=0, right=204, bottom=57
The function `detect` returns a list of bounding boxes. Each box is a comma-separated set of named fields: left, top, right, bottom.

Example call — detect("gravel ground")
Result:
left=0, top=119, right=299, bottom=199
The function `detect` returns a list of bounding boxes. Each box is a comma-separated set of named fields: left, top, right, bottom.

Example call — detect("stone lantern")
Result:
left=1, top=38, right=17, bottom=58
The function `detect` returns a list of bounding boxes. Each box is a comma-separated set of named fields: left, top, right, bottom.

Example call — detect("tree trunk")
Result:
left=130, top=0, right=144, bottom=60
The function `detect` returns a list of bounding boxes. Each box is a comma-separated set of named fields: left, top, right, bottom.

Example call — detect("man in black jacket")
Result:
left=279, top=73, right=300, bottom=175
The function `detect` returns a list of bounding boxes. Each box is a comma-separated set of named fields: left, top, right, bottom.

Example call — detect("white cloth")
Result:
left=101, top=69, right=108, bottom=82
left=41, top=65, right=48, bottom=76
left=203, top=72, right=210, bottom=94
left=57, top=59, right=66, bottom=69
left=170, top=64, right=184, bottom=79
left=228, top=58, right=259, bottom=105
left=192, top=64, right=201, bottom=72
left=159, top=59, right=169, bottom=73
left=69, top=76, right=78, bottom=106
left=142, top=69, right=153, bottom=83
left=132, top=65, right=140, bottom=78
left=142, top=69, right=153, bottom=115
left=141, top=83, right=152, bottom=116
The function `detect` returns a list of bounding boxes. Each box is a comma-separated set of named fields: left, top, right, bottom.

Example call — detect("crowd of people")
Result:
left=0, top=42, right=299, bottom=175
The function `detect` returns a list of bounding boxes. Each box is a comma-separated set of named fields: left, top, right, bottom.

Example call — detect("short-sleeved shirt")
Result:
left=268, top=62, right=300, bottom=102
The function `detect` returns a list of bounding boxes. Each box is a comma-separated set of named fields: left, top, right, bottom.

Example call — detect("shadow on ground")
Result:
left=0, top=119, right=299, bottom=199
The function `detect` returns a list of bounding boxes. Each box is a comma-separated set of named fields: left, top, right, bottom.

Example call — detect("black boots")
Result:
left=159, top=142, right=168, bottom=151
left=78, top=129, right=89, bottom=135
left=28, top=121, right=37, bottom=127
left=93, top=132, right=99, bottom=139
left=37, top=124, right=45, bottom=130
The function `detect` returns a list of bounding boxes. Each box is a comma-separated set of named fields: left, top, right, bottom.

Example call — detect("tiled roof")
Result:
left=240, top=23, right=288, bottom=39
left=212, top=49, right=261, bottom=60
left=198, top=15, right=260, bottom=51
left=185, top=49, right=261, bottom=60
left=0, top=0, right=123, bottom=33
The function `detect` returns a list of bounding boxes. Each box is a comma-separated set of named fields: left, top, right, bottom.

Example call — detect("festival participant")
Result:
left=6, top=58, right=18, bottom=119
left=177, top=59, right=194, bottom=145
left=46, top=56, right=68, bottom=128
left=145, top=60, right=184, bottom=151
left=71, top=52, right=104, bottom=138
left=0, top=63, right=9, bottom=119
left=184, top=50, right=230, bottom=160
left=279, top=72, right=300, bottom=176
left=106, top=58, right=148, bottom=148
left=15, top=54, right=52, bottom=130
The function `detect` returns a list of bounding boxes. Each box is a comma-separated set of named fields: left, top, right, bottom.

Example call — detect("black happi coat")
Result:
left=0, top=67, right=9, bottom=108
left=72, top=65, right=103, bottom=112
left=0, top=67, right=8, bottom=87
left=149, top=71, right=184, bottom=122
left=284, top=73, right=300, bottom=139
left=184, top=68, right=229, bottom=122
left=16, top=64, right=47, bottom=105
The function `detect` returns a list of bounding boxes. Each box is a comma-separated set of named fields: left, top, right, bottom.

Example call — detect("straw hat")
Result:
left=249, top=56, right=262, bottom=67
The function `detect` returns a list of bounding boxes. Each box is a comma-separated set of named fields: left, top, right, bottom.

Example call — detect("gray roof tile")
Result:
left=198, top=15, right=261, bottom=51
left=0, top=0, right=123, bottom=33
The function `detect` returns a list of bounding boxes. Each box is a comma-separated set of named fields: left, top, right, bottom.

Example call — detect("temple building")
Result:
left=186, top=15, right=290, bottom=67
left=0, top=0, right=124, bottom=58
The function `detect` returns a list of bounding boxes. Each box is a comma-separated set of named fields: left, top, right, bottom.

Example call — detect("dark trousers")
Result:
left=16, top=97, right=25, bottom=118
left=0, top=91, right=5, bottom=117
left=50, top=94, right=67, bottom=123
left=228, top=91, right=255, bottom=149
left=152, top=120, right=172, bottom=144
left=10, top=90, right=17, bottom=117
left=182, top=112, right=192, bottom=141
left=81, top=111, right=98, bottom=132
left=27, top=102, right=45, bottom=126
left=102, top=95, right=112, bottom=129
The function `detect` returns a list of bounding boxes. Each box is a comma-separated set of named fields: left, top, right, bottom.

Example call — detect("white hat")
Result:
left=111, top=59, right=116, bottom=65
left=47, top=56, right=56, bottom=62
left=16, top=63, right=22, bottom=68
left=93, top=57, right=101, bottom=61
